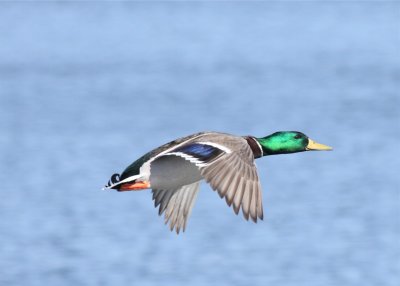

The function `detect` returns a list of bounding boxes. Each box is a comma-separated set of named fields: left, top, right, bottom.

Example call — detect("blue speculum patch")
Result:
left=174, top=143, right=224, bottom=162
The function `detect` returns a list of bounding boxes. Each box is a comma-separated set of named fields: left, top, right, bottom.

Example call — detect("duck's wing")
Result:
left=199, top=142, right=263, bottom=222
left=160, top=135, right=264, bottom=223
left=152, top=181, right=200, bottom=234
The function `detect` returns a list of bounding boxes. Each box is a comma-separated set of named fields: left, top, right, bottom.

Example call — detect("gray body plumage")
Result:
left=150, top=156, right=202, bottom=190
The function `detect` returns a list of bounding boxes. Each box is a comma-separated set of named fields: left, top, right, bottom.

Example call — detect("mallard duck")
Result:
left=104, top=131, right=332, bottom=233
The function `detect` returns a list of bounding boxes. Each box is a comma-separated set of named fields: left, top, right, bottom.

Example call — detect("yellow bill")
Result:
left=306, top=138, right=333, bottom=151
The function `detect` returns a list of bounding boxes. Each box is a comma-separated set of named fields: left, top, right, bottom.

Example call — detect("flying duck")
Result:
left=104, top=131, right=332, bottom=233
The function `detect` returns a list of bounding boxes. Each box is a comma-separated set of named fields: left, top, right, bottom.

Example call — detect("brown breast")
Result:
left=244, top=136, right=263, bottom=159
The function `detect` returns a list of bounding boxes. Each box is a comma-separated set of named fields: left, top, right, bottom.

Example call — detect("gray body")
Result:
left=150, top=156, right=202, bottom=190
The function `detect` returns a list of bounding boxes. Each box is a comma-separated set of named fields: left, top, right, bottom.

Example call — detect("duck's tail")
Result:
left=103, top=173, right=121, bottom=190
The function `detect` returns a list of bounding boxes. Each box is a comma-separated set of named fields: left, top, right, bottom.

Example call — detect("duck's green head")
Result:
left=256, top=131, right=332, bottom=156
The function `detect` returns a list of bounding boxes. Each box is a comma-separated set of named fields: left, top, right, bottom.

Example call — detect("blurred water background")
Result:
left=0, top=2, right=399, bottom=286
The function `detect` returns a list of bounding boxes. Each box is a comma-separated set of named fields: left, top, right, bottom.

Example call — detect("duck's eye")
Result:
left=294, top=134, right=302, bottom=139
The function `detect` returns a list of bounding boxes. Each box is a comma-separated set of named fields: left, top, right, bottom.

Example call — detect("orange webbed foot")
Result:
left=119, top=181, right=151, bottom=191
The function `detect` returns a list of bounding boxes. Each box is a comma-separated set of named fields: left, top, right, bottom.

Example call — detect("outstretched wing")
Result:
left=199, top=142, right=263, bottom=222
left=152, top=181, right=200, bottom=234
left=159, top=138, right=263, bottom=223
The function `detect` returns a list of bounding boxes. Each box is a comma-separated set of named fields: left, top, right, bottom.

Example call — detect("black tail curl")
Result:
left=105, top=173, right=121, bottom=188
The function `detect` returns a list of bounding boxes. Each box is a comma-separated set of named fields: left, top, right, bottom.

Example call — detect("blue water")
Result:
left=1, top=2, right=399, bottom=286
